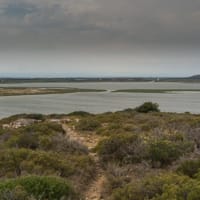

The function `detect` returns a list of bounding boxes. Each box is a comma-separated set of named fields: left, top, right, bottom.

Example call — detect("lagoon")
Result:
left=0, top=82, right=200, bottom=118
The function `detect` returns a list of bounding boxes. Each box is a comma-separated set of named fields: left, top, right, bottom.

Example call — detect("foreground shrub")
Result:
left=148, top=139, right=193, bottom=167
left=0, top=114, right=45, bottom=125
left=22, top=122, right=64, bottom=135
left=96, top=133, right=193, bottom=167
left=0, top=148, right=94, bottom=180
left=177, top=160, right=200, bottom=178
left=135, top=102, right=160, bottom=113
left=96, top=134, right=147, bottom=164
left=40, top=134, right=88, bottom=154
left=76, top=118, right=101, bottom=131
left=0, top=176, right=77, bottom=200
left=110, top=173, right=200, bottom=200
left=2, top=122, right=88, bottom=154
left=0, top=148, right=71, bottom=177
left=103, top=163, right=133, bottom=196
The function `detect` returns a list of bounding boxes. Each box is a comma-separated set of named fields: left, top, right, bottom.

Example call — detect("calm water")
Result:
left=0, top=82, right=200, bottom=118
left=1, top=81, right=200, bottom=90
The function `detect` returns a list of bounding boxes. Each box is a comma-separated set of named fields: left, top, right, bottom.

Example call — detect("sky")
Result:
left=0, top=0, right=200, bottom=77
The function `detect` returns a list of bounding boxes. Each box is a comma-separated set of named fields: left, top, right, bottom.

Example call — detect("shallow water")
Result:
left=1, top=81, right=200, bottom=90
left=0, top=82, right=200, bottom=118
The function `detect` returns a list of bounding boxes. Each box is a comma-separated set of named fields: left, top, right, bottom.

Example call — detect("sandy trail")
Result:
left=62, top=124, right=105, bottom=200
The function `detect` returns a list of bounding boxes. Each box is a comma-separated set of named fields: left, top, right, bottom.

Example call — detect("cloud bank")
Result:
left=0, top=0, right=200, bottom=76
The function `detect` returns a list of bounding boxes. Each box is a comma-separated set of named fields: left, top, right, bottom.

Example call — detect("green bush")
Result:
left=76, top=118, right=101, bottom=131
left=96, top=123, right=123, bottom=136
left=148, top=139, right=193, bottom=167
left=0, top=149, right=71, bottom=177
left=149, top=140, right=181, bottom=167
left=110, top=173, right=172, bottom=200
left=2, top=122, right=88, bottom=154
left=110, top=173, right=200, bottom=200
left=177, top=160, right=200, bottom=178
left=96, top=134, right=147, bottom=164
left=0, top=185, right=31, bottom=200
left=96, top=134, right=193, bottom=167
left=152, top=177, right=200, bottom=200
left=22, top=122, right=63, bottom=135
left=135, top=102, right=160, bottom=113
left=0, top=148, right=94, bottom=179
left=68, top=111, right=93, bottom=117
left=0, top=176, right=77, bottom=200
left=104, top=163, right=132, bottom=194
left=39, top=134, right=88, bottom=154
left=25, top=114, right=45, bottom=120
left=7, top=132, right=39, bottom=150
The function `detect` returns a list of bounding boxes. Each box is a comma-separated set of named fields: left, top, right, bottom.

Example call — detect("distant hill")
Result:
left=1, top=75, right=200, bottom=83
left=188, top=75, right=200, bottom=79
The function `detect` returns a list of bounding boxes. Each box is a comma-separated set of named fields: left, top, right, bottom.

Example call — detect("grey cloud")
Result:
left=1, top=2, right=37, bottom=17
left=0, top=0, right=200, bottom=77
left=0, top=0, right=200, bottom=50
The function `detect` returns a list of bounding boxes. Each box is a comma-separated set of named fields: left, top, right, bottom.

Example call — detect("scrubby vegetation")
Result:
left=0, top=148, right=94, bottom=179
left=135, top=102, right=160, bottom=113
left=96, top=134, right=147, bottom=164
left=148, top=139, right=194, bottom=167
left=73, top=103, right=200, bottom=199
left=110, top=173, right=200, bottom=200
left=177, top=159, right=200, bottom=178
left=1, top=102, right=200, bottom=199
left=96, top=134, right=193, bottom=167
left=0, top=176, right=77, bottom=200
left=0, top=118, right=95, bottom=198
left=76, top=118, right=101, bottom=131
left=0, top=122, right=88, bottom=154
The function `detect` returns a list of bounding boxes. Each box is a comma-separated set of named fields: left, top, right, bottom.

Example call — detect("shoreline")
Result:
left=112, top=89, right=200, bottom=93
left=1, top=87, right=200, bottom=96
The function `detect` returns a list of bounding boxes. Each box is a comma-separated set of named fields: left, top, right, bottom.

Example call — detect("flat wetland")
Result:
left=2, top=86, right=200, bottom=96
left=0, top=87, right=105, bottom=96
left=113, top=89, right=200, bottom=93
left=0, top=81, right=200, bottom=118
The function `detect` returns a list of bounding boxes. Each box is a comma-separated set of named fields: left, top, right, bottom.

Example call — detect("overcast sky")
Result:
left=0, top=0, right=200, bottom=77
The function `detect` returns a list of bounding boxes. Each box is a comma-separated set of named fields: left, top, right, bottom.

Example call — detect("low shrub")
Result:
left=148, top=139, right=194, bottom=167
left=0, top=148, right=95, bottom=180
left=68, top=111, right=93, bottom=117
left=135, top=102, right=160, bottom=113
left=0, top=185, right=30, bottom=200
left=110, top=173, right=199, bottom=200
left=76, top=118, right=101, bottom=131
left=104, top=163, right=133, bottom=195
left=96, top=123, right=123, bottom=136
left=40, top=134, right=88, bottom=154
left=0, top=176, right=77, bottom=200
left=22, top=122, right=63, bottom=134
left=96, top=134, right=147, bottom=164
left=0, top=114, right=45, bottom=125
left=177, top=160, right=200, bottom=178
left=25, top=114, right=45, bottom=120
left=2, top=122, right=88, bottom=154
left=96, top=133, right=193, bottom=167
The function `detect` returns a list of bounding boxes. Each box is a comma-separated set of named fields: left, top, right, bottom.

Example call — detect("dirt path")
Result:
left=62, top=124, right=105, bottom=200
left=62, top=124, right=100, bottom=150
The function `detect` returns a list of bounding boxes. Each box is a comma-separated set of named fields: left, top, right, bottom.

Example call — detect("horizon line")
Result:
left=0, top=75, right=198, bottom=79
